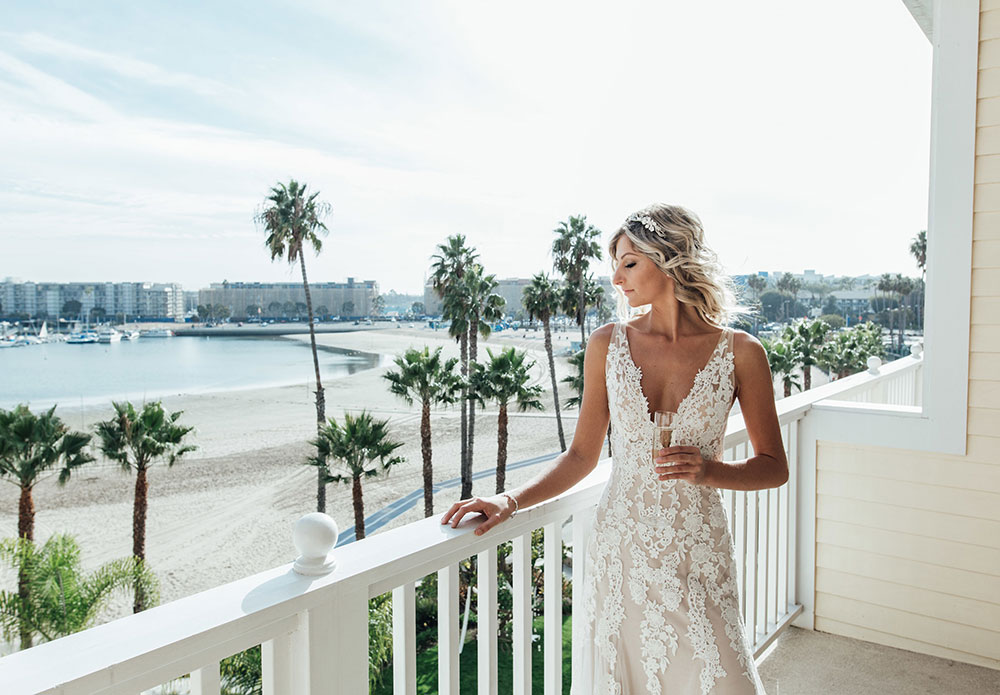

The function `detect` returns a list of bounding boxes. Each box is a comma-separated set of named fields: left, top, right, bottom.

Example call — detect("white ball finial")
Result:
left=293, top=513, right=338, bottom=576
left=866, top=356, right=882, bottom=374
left=910, top=343, right=923, bottom=358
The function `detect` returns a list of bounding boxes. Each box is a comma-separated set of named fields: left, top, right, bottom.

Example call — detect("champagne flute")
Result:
left=640, top=410, right=677, bottom=527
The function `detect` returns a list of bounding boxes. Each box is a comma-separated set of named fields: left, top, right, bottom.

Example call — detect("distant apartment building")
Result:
left=198, top=278, right=378, bottom=319
left=0, top=278, right=185, bottom=320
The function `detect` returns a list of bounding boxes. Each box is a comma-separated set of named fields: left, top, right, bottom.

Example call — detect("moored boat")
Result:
left=97, top=327, right=122, bottom=343
left=67, top=331, right=99, bottom=344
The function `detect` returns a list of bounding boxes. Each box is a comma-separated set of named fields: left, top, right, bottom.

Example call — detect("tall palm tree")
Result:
left=522, top=272, right=566, bottom=451
left=256, top=179, right=332, bottom=512
left=909, top=230, right=927, bottom=330
left=462, top=264, right=506, bottom=493
left=470, top=348, right=543, bottom=494
left=776, top=273, right=802, bottom=322
left=312, top=411, right=404, bottom=540
left=95, top=401, right=194, bottom=613
left=430, top=235, right=479, bottom=497
left=761, top=339, right=801, bottom=398
left=895, top=275, right=915, bottom=352
left=746, top=275, right=768, bottom=333
left=0, top=405, right=93, bottom=649
left=876, top=273, right=896, bottom=348
left=783, top=319, right=830, bottom=391
left=552, top=215, right=602, bottom=344
left=383, top=347, right=463, bottom=516
left=559, top=274, right=603, bottom=342
left=0, top=534, right=159, bottom=648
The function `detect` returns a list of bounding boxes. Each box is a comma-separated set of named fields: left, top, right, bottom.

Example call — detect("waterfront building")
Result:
left=0, top=278, right=185, bottom=321
left=197, top=278, right=378, bottom=319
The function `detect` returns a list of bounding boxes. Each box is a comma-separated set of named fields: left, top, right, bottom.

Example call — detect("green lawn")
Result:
left=372, top=614, right=573, bottom=694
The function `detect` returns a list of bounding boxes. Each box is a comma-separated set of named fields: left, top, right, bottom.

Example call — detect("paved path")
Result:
left=336, top=451, right=561, bottom=545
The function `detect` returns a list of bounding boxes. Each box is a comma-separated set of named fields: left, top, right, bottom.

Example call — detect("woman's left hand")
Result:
left=655, top=446, right=710, bottom=485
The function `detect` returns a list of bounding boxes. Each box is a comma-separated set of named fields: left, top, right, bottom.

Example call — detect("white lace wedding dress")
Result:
left=576, top=322, right=765, bottom=694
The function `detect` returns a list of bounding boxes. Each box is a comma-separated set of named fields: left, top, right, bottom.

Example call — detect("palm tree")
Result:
left=383, top=347, right=463, bottom=516
left=462, top=264, right=506, bottom=492
left=910, top=230, right=927, bottom=330
left=783, top=319, right=830, bottom=391
left=470, top=347, right=543, bottom=493
left=0, top=534, right=159, bottom=648
left=257, top=179, right=332, bottom=512
left=761, top=339, right=801, bottom=398
left=267, top=300, right=282, bottom=318
left=522, top=272, right=566, bottom=451
left=746, top=275, right=768, bottom=333
left=0, top=405, right=93, bottom=649
left=819, top=322, right=886, bottom=379
left=876, top=273, right=896, bottom=347
left=776, top=273, right=802, bottom=322
left=559, top=274, right=603, bottom=342
left=312, top=412, right=404, bottom=540
left=95, top=401, right=194, bottom=613
left=895, top=275, right=915, bottom=352
left=552, top=215, right=602, bottom=344
left=430, top=235, right=479, bottom=498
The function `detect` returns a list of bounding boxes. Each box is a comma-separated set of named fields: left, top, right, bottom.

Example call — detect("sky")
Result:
left=0, top=1, right=932, bottom=294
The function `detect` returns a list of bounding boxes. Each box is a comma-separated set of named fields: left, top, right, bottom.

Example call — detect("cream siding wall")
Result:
left=811, top=3, right=1000, bottom=670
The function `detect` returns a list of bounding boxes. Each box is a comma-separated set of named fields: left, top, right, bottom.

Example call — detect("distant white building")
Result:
left=0, top=278, right=185, bottom=320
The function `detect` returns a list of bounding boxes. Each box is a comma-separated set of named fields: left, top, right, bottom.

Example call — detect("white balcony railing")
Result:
left=0, top=354, right=924, bottom=695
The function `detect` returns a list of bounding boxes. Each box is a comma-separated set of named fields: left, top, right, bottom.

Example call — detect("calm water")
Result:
left=0, top=337, right=383, bottom=409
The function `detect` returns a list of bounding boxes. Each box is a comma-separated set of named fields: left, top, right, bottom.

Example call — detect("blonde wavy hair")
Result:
left=608, top=204, right=745, bottom=328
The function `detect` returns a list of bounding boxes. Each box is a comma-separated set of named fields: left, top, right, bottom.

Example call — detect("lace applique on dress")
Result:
left=576, top=322, right=766, bottom=694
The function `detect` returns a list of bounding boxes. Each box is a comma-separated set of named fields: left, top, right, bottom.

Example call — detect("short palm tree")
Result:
left=783, top=319, right=830, bottom=391
left=312, top=412, right=404, bottom=540
left=818, top=322, right=886, bottom=379
left=430, top=235, right=479, bottom=497
left=0, top=534, right=159, bottom=648
left=383, top=347, right=463, bottom=517
left=470, top=347, right=543, bottom=493
left=0, top=404, right=93, bottom=649
left=462, top=264, right=506, bottom=495
left=552, top=216, right=603, bottom=344
left=95, top=401, right=194, bottom=613
left=762, top=339, right=801, bottom=398
left=523, top=272, right=566, bottom=451
left=257, top=179, right=332, bottom=513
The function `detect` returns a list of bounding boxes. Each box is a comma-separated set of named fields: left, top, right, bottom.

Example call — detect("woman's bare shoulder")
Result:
left=730, top=329, right=768, bottom=366
left=587, top=322, right=617, bottom=351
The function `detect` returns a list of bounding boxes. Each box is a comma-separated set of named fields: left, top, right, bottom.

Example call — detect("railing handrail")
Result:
left=0, top=354, right=923, bottom=693
left=0, top=464, right=611, bottom=694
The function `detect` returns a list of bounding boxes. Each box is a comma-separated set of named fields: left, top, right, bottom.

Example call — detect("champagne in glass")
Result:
left=641, top=410, right=677, bottom=527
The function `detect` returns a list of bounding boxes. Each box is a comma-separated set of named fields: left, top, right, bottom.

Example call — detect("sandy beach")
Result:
left=0, top=326, right=586, bottom=621
left=0, top=322, right=828, bottom=633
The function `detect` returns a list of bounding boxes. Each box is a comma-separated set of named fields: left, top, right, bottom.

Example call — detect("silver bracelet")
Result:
left=501, top=492, right=519, bottom=516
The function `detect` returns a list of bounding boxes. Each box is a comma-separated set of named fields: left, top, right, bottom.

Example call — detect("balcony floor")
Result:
left=757, top=627, right=999, bottom=694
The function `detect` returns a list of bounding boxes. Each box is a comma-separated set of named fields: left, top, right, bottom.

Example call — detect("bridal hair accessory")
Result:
left=627, top=212, right=659, bottom=235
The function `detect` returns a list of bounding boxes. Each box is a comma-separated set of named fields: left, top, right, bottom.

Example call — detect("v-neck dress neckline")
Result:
left=621, top=322, right=729, bottom=423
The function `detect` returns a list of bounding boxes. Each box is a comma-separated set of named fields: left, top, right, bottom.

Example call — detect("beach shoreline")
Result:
left=0, top=326, right=582, bottom=621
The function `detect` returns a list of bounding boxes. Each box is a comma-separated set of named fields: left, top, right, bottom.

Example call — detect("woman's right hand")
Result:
left=441, top=494, right=515, bottom=536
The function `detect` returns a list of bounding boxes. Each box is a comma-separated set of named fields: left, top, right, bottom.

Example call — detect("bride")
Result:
left=442, top=203, right=787, bottom=694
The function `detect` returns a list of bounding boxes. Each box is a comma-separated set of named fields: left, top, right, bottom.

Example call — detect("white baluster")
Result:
left=478, top=545, right=499, bottom=695
left=513, top=532, right=533, bottom=695
left=190, top=663, right=220, bottom=695
left=438, top=564, right=460, bottom=695
left=262, top=628, right=297, bottom=695
left=543, top=521, right=563, bottom=695
left=393, top=582, right=417, bottom=695
left=571, top=507, right=595, bottom=694
left=289, top=513, right=368, bottom=694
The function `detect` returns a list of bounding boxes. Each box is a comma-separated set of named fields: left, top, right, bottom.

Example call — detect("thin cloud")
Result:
left=14, top=32, right=229, bottom=97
